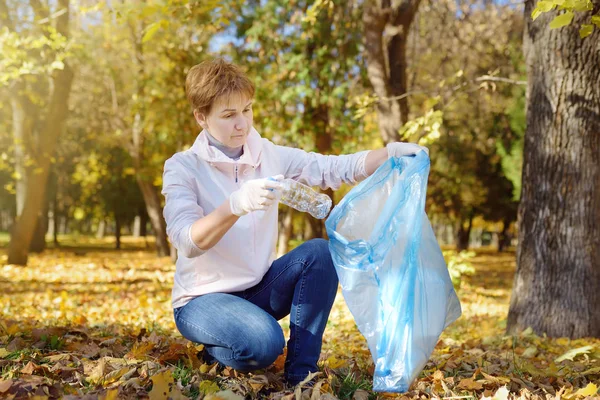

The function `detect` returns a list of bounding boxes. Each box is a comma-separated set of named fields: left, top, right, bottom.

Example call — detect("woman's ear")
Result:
left=194, top=110, right=208, bottom=129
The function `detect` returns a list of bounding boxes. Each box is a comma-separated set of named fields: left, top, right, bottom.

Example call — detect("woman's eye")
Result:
left=243, top=109, right=251, bottom=113
left=224, top=114, right=233, bottom=118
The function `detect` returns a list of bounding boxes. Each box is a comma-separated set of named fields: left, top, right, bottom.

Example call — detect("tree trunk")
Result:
left=7, top=73, right=73, bottom=264
left=115, top=214, right=121, bottom=250
left=6, top=0, right=73, bottom=265
left=363, top=0, right=421, bottom=144
left=507, top=1, right=600, bottom=338
left=11, top=82, right=31, bottom=217
left=277, top=208, right=294, bottom=258
left=498, top=217, right=511, bottom=252
left=96, top=219, right=106, bottom=239
left=456, top=214, right=473, bottom=252
left=303, top=215, right=315, bottom=241
left=140, top=205, right=148, bottom=236
left=136, top=178, right=170, bottom=256
left=133, top=215, right=141, bottom=237
left=29, top=199, right=48, bottom=253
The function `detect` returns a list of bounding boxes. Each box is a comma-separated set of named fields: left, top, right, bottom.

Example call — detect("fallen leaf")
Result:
left=149, top=370, right=184, bottom=400
left=199, top=380, right=220, bottom=395
left=522, top=346, right=538, bottom=358
left=352, top=389, right=369, bottom=400
left=574, top=382, right=598, bottom=397
left=205, top=390, right=244, bottom=400
left=0, top=379, right=13, bottom=393
left=248, top=375, right=268, bottom=392
left=457, top=377, right=483, bottom=390
left=481, top=385, right=510, bottom=400
left=126, top=341, right=154, bottom=360
left=326, top=355, right=347, bottom=369
left=555, top=346, right=594, bottom=363
left=100, top=389, right=119, bottom=400
left=481, top=371, right=510, bottom=384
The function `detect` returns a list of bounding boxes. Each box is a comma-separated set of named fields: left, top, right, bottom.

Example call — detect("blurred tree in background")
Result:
left=0, top=0, right=531, bottom=263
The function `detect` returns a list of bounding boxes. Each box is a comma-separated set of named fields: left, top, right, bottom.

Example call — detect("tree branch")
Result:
left=380, top=74, right=527, bottom=102
left=475, top=75, right=527, bottom=85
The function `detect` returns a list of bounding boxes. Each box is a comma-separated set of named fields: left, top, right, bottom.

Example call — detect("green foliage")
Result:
left=232, top=0, right=370, bottom=154
left=497, top=87, right=526, bottom=201
left=0, top=26, right=69, bottom=86
left=444, top=250, right=476, bottom=289
left=334, top=372, right=374, bottom=400
left=40, top=334, right=65, bottom=350
left=172, top=360, right=195, bottom=387
left=531, top=0, right=599, bottom=37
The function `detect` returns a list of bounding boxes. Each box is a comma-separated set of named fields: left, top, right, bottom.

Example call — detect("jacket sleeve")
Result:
left=161, top=157, right=205, bottom=258
left=275, top=145, right=370, bottom=190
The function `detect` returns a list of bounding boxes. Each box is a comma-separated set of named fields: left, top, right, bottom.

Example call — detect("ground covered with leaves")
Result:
left=0, top=238, right=599, bottom=399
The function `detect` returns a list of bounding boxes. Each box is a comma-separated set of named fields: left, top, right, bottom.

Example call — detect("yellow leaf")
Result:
left=575, top=383, right=598, bottom=397
left=481, top=371, right=510, bottom=384
left=0, top=348, right=10, bottom=358
left=326, top=355, right=347, bottom=369
left=555, top=345, right=594, bottom=362
left=100, top=389, right=119, bottom=400
left=579, top=24, right=594, bottom=38
left=149, top=370, right=184, bottom=400
left=592, top=15, right=600, bottom=28
left=522, top=345, right=538, bottom=358
left=126, top=340, right=154, bottom=360
left=537, top=0, right=557, bottom=12
left=582, top=366, right=600, bottom=375
left=549, top=11, right=575, bottom=29
left=198, top=380, right=220, bottom=395
left=205, top=390, right=244, bottom=400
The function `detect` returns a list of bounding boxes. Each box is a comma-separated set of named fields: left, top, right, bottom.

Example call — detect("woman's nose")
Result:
left=234, top=117, right=247, bottom=131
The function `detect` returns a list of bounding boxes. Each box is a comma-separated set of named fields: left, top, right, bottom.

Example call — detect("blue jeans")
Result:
left=173, top=239, right=338, bottom=385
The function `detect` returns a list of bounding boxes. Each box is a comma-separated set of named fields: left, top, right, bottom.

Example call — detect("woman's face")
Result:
left=195, top=93, right=253, bottom=148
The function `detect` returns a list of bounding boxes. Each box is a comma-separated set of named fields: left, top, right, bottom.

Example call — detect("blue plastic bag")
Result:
left=325, top=151, right=461, bottom=392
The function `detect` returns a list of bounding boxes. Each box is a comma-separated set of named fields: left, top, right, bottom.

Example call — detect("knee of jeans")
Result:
left=304, top=239, right=336, bottom=277
left=236, top=326, right=285, bottom=370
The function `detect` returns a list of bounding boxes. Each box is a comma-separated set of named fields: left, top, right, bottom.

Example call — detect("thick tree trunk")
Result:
left=363, top=0, right=421, bottom=144
left=136, top=178, right=170, bottom=256
left=7, top=66, right=74, bottom=264
left=507, top=1, right=600, bottom=338
left=6, top=0, right=73, bottom=265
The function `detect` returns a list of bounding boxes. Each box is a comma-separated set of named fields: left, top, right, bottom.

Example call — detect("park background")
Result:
left=0, top=0, right=599, bottom=399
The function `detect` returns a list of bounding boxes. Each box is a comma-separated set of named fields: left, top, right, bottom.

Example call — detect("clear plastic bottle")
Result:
left=274, top=178, right=333, bottom=219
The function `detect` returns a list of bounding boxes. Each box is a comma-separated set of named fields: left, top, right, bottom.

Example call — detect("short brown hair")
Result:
left=185, top=59, right=255, bottom=115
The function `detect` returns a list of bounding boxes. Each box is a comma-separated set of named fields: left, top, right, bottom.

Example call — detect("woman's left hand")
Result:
left=386, top=142, right=429, bottom=158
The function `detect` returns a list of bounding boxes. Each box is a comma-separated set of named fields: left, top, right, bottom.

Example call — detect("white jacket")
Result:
left=162, top=128, right=369, bottom=308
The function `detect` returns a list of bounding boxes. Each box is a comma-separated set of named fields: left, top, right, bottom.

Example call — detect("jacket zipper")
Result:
left=234, top=164, right=239, bottom=183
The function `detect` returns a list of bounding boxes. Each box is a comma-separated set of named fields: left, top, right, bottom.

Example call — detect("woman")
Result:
left=161, top=58, right=427, bottom=386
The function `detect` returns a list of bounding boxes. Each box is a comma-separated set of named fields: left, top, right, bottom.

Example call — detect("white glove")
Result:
left=229, top=175, right=284, bottom=216
left=386, top=142, right=429, bottom=158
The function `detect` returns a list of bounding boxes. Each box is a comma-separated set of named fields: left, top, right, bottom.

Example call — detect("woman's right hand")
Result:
left=229, top=175, right=284, bottom=216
